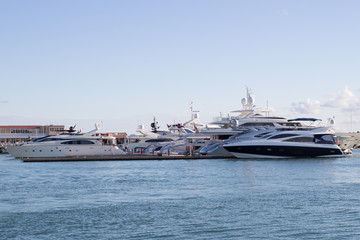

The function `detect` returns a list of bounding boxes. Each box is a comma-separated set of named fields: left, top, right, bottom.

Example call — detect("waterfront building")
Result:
left=0, top=125, right=65, bottom=143
left=104, top=132, right=127, bottom=144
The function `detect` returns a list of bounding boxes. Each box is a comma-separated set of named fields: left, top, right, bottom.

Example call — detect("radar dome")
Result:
left=247, top=96, right=255, bottom=105
left=241, top=98, right=247, bottom=106
left=328, top=118, right=335, bottom=125
left=194, top=113, right=200, bottom=119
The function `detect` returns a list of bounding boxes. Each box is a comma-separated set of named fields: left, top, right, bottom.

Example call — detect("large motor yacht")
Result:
left=5, top=124, right=125, bottom=159
left=123, top=118, right=179, bottom=153
left=223, top=127, right=349, bottom=159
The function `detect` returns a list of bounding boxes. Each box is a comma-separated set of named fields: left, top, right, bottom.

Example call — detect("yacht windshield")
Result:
left=61, top=140, right=95, bottom=145
left=314, top=134, right=336, bottom=144
left=284, top=137, right=314, bottom=143
left=240, top=122, right=275, bottom=127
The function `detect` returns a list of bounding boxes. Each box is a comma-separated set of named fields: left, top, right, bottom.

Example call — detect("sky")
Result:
left=1, top=0, right=360, bottom=134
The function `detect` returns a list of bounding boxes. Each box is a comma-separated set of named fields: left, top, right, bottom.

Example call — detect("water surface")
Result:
left=1, top=152, right=360, bottom=239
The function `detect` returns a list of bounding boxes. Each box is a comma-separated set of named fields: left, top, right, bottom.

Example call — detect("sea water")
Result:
left=1, top=152, right=360, bottom=239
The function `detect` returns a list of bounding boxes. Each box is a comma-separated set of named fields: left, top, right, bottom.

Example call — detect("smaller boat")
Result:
left=0, top=145, right=8, bottom=154
left=123, top=118, right=178, bottom=153
left=5, top=124, right=125, bottom=159
left=223, top=127, right=350, bottom=159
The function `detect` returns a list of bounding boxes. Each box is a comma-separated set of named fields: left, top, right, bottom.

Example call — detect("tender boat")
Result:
left=223, top=127, right=350, bottom=158
left=5, top=124, right=125, bottom=159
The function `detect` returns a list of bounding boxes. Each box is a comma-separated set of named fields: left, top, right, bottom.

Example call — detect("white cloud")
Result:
left=291, top=98, right=321, bottom=115
left=322, top=86, right=360, bottom=112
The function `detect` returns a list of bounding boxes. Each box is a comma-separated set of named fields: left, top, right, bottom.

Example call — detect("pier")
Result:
left=21, top=154, right=235, bottom=162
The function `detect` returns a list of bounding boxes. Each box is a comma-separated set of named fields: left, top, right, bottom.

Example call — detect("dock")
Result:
left=21, top=154, right=235, bottom=162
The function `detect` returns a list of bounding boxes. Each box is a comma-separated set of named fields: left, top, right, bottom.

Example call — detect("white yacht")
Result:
left=197, top=88, right=316, bottom=155
left=5, top=124, right=125, bottom=159
left=154, top=134, right=211, bottom=155
left=124, top=111, right=207, bottom=155
left=208, top=88, right=304, bottom=134
left=198, top=87, right=358, bottom=155
left=123, top=118, right=179, bottom=153
left=223, top=127, right=349, bottom=159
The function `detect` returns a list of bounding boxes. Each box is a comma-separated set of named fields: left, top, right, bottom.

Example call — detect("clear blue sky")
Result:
left=1, top=0, right=360, bottom=133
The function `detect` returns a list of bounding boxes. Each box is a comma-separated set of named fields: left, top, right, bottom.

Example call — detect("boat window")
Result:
left=254, top=132, right=272, bottom=138
left=145, top=139, right=173, bottom=143
left=261, top=133, right=273, bottom=139
left=61, top=140, right=95, bottom=145
left=218, top=135, right=232, bottom=140
left=268, top=134, right=299, bottom=139
left=102, top=139, right=115, bottom=145
left=32, top=136, right=50, bottom=142
left=240, top=122, right=275, bottom=127
left=278, top=122, right=302, bottom=127
left=314, top=134, right=336, bottom=144
left=34, top=138, right=62, bottom=142
left=184, top=129, right=195, bottom=134
left=284, top=137, right=314, bottom=142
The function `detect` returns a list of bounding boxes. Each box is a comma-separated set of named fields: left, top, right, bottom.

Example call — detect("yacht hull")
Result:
left=6, top=145, right=125, bottom=159
left=224, top=144, right=344, bottom=159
